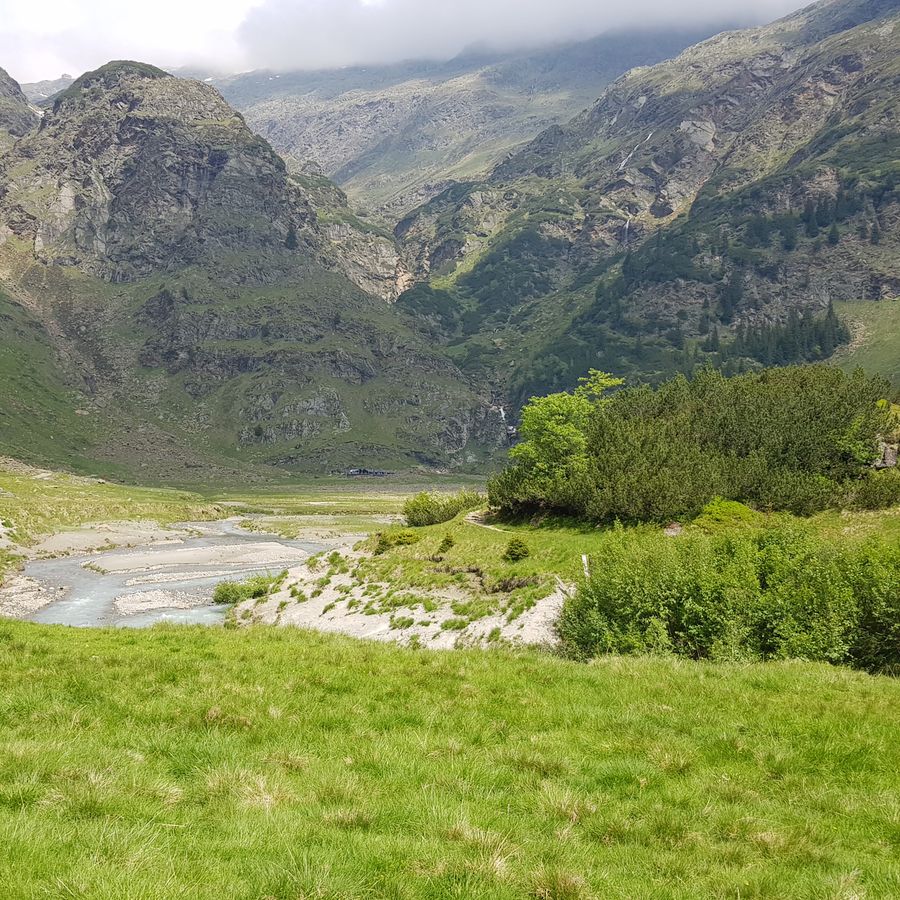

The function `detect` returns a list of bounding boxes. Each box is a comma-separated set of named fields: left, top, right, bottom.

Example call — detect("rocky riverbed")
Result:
left=0, top=519, right=348, bottom=627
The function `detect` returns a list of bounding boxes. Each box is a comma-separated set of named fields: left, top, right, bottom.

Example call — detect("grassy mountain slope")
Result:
left=833, top=299, right=900, bottom=386
left=0, top=63, right=505, bottom=478
left=395, top=0, right=900, bottom=406
left=2, top=621, right=899, bottom=898
left=217, top=29, right=717, bottom=217
left=0, top=289, right=103, bottom=471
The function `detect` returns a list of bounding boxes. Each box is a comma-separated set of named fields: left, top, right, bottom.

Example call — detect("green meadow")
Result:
left=1, top=622, right=899, bottom=899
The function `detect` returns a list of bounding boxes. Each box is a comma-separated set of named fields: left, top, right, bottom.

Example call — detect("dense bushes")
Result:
left=491, top=366, right=898, bottom=522
left=558, top=525, right=900, bottom=674
left=404, top=489, right=484, bottom=527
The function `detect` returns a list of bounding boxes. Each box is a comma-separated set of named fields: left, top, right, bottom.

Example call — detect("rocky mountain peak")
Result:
left=0, top=61, right=313, bottom=281
left=54, top=60, right=170, bottom=101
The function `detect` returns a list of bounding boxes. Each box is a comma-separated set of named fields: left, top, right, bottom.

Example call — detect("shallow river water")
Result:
left=19, top=520, right=331, bottom=628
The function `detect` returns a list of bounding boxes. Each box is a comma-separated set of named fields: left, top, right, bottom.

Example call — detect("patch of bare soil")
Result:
left=235, top=549, right=572, bottom=650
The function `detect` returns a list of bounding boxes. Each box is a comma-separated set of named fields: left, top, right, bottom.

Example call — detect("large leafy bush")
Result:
left=558, top=526, right=899, bottom=673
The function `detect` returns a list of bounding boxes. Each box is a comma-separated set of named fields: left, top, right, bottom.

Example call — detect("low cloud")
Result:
left=237, top=0, right=807, bottom=71
left=0, top=0, right=808, bottom=83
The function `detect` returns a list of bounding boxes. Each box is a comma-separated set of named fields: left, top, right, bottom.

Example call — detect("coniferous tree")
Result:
left=780, top=215, right=798, bottom=250
left=719, top=269, right=743, bottom=324
left=802, top=198, right=819, bottom=237
left=816, top=197, right=834, bottom=227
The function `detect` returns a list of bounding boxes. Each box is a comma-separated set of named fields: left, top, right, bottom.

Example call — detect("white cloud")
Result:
left=0, top=0, right=259, bottom=82
left=0, top=0, right=808, bottom=83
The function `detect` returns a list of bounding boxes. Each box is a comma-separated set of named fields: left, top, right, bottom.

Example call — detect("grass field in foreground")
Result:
left=1, top=622, right=898, bottom=899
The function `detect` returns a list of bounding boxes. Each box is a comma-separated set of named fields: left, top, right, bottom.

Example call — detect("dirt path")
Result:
left=463, top=511, right=512, bottom=533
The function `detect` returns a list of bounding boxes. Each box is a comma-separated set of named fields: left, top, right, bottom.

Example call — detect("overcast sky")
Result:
left=1, top=0, right=809, bottom=83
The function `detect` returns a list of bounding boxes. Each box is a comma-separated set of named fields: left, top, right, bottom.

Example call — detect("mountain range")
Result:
left=1, top=0, right=898, bottom=480
left=392, top=0, right=899, bottom=404
left=0, top=62, right=503, bottom=479
left=208, top=28, right=718, bottom=218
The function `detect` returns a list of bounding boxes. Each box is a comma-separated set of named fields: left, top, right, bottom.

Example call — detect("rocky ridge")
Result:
left=1, top=62, right=410, bottom=300
left=217, top=28, right=717, bottom=217
left=0, top=67, right=37, bottom=154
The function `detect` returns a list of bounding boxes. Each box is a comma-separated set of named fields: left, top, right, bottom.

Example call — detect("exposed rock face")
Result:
left=322, top=221, right=413, bottom=302
left=875, top=441, right=898, bottom=469
left=0, top=61, right=417, bottom=302
left=288, top=168, right=413, bottom=301
left=0, top=62, right=316, bottom=281
left=0, top=67, right=37, bottom=153
left=493, top=0, right=899, bottom=233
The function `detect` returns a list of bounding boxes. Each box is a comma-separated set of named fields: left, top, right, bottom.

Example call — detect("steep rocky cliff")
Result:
left=1, top=62, right=410, bottom=300
left=0, top=62, right=505, bottom=477
left=0, top=67, right=37, bottom=154
left=395, top=0, right=900, bottom=403
left=0, top=62, right=322, bottom=281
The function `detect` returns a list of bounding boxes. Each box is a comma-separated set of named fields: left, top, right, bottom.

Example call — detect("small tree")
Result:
left=500, top=371, right=622, bottom=513
left=503, top=537, right=530, bottom=562
left=285, top=224, right=298, bottom=250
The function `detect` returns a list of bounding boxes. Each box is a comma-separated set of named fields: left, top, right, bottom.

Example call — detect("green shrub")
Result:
left=373, top=529, right=421, bottom=555
left=692, top=498, right=761, bottom=532
left=403, top=490, right=484, bottom=527
left=213, top=581, right=244, bottom=605
left=845, top=540, right=900, bottom=675
left=503, top=537, right=531, bottom=562
left=491, top=366, right=895, bottom=522
left=848, top=469, right=900, bottom=510
left=437, top=535, right=455, bottom=554
left=558, top=526, right=900, bottom=673
left=213, top=571, right=287, bottom=605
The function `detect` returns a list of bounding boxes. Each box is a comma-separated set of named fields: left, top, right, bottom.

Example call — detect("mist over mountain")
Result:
left=236, top=0, right=804, bottom=72
left=2, top=0, right=807, bottom=82
left=215, top=27, right=719, bottom=215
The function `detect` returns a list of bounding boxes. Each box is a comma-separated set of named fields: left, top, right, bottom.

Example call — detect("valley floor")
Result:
left=1, top=461, right=899, bottom=896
